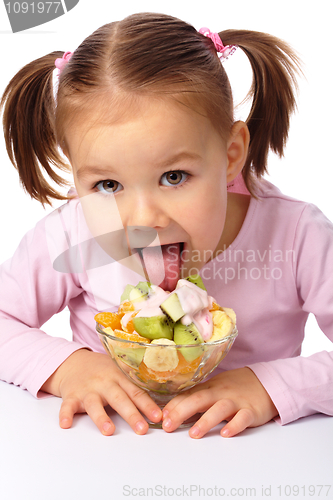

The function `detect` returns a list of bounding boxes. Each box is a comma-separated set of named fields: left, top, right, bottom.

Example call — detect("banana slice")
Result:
left=222, top=307, right=236, bottom=326
left=143, top=338, right=179, bottom=372
left=209, top=310, right=234, bottom=342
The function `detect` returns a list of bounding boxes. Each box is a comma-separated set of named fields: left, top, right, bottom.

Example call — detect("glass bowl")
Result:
left=96, top=322, right=238, bottom=428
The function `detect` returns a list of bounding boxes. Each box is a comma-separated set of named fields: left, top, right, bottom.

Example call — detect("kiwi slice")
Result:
left=160, top=293, right=185, bottom=322
left=173, top=322, right=204, bottom=362
left=113, top=346, right=145, bottom=368
left=185, top=274, right=206, bottom=291
left=120, top=284, right=135, bottom=302
left=129, top=281, right=152, bottom=302
left=132, top=315, right=174, bottom=340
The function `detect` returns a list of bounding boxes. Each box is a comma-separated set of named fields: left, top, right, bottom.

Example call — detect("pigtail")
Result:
left=219, top=30, right=302, bottom=191
left=0, top=52, right=71, bottom=206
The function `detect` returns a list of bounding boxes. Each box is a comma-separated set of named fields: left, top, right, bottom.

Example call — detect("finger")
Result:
left=129, top=388, right=163, bottom=423
left=162, top=381, right=211, bottom=417
left=220, top=408, right=255, bottom=438
left=162, top=393, right=189, bottom=417
left=120, top=379, right=162, bottom=423
left=162, top=391, right=217, bottom=433
left=59, top=397, right=84, bottom=429
left=106, top=387, right=149, bottom=435
left=163, top=394, right=189, bottom=418
left=188, top=399, right=238, bottom=438
left=83, top=393, right=116, bottom=436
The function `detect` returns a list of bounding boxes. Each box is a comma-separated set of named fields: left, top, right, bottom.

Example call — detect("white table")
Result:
left=0, top=380, right=332, bottom=500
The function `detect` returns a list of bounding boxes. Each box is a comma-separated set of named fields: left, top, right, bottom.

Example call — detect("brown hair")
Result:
left=0, top=13, right=301, bottom=205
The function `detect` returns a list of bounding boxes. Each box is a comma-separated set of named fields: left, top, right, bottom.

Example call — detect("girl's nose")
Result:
left=124, top=194, right=169, bottom=229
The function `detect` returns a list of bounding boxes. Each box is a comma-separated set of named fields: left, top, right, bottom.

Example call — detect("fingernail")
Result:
left=152, top=409, right=161, bottom=420
left=221, top=428, right=230, bottom=437
left=162, top=409, right=169, bottom=419
left=163, top=418, right=172, bottom=429
left=60, top=418, right=70, bottom=428
left=190, top=425, right=200, bottom=438
left=135, top=421, right=146, bottom=434
left=102, top=422, right=113, bottom=434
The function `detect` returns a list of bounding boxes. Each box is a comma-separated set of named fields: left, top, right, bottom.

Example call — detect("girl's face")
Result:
left=65, top=97, right=239, bottom=290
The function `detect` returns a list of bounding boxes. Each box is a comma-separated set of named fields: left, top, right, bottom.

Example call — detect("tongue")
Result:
left=141, top=243, right=181, bottom=291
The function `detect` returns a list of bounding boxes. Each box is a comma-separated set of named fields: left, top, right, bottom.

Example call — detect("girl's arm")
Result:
left=0, top=205, right=162, bottom=433
left=162, top=203, right=333, bottom=436
left=248, top=350, right=333, bottom=425
left=248, top=202, right=333, bottom=425
left=0, top=213, right=85, bottom=396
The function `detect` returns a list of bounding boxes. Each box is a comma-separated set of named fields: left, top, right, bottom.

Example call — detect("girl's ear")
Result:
left=226, top=121, right=250, bottom=183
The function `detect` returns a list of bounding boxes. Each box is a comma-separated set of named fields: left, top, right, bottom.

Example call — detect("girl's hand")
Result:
left=41, top=349, right=162, bottom=435
left=161, top=367, right=278, bottom=438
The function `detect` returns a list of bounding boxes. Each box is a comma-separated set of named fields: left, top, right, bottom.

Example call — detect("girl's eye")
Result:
left=160, top=170, right=188, bottom=187
left=95, top=179, right=123, bottom=194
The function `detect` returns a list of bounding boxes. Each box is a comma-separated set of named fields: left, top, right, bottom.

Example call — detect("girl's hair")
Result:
left=0, top=13, right=301, bottom=205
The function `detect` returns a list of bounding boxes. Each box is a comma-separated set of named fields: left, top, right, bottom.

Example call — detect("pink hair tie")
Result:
left=199, top=27, right=237, bottom=61
left=54, top=51, right=73, bottom=75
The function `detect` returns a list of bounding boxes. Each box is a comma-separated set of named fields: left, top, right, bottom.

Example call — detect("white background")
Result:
left=0, top=0, right=332, bottom=353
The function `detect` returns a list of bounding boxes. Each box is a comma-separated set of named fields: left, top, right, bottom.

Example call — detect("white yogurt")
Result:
left=129, top=281, right=214, bottom=340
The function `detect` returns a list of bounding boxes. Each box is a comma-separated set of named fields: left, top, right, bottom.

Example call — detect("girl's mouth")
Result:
left=135, top=242, right=185, bottom=292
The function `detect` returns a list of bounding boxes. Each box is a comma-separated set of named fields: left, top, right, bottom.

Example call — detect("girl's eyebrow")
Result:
left=157, top=152, right=202, bottom=169
left=76, top=152, right=201, bottom=180
left=76, top=167, right=115, bottom=181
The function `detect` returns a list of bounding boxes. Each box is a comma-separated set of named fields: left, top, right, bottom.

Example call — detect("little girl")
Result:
left=1, top=13, right=332, bottom=439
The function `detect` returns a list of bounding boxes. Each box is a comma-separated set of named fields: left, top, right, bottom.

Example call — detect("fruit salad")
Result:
left=95, top=275, right=236, bottom=386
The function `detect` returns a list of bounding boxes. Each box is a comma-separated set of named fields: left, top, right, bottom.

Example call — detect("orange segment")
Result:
left=112, top=329, right=150, bottom=344
left=118, top=301, right=135, bottom=317
left=138, top=351, right=202, bottom=383
left=95, top=312, right=122, bottom=329
left=176, top=352, right=203, bottom=374
left=126, top=318, right=136, bottom=334
left=138, top=360, right=175, bottom=383
left=210, top=302, right=222, bottom=312
left=121, top=311, right=138, bottom=333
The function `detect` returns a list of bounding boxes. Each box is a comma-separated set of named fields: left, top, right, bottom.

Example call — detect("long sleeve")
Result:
left=201, top=181, right=333, bottom=426
left=0, top=211, right=86, bottom=398
left=248, top=203, right=333, bottom=424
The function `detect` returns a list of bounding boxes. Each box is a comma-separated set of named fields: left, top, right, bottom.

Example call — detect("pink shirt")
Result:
left=0, top=178, right=332, bottom=425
